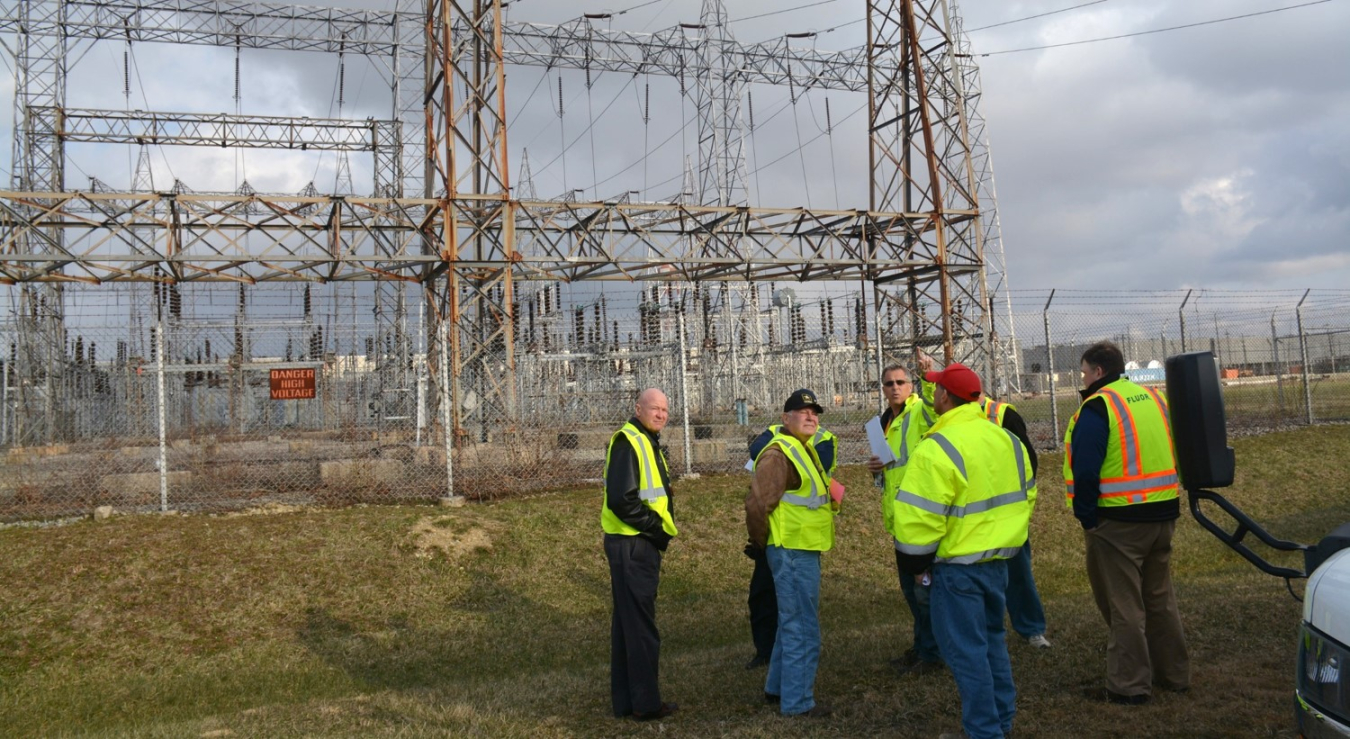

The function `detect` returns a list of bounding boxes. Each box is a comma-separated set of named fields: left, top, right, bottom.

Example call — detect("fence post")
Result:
left=870, top=282, right=886, bottom=415
left=439, top=319, right=459, bottom=502
left=156, top=320, right=168, bottom=512
left=1297, top=289, right=1314, bottom=425
left=1271, top=311, right=1285, bottom=410
left=1, top=357, right=8, bottom=445
left=1043, top=290, right=1058, bottom=449
left=1179, top=288, right=1193, bottom=353
left=677, top=310, right=693, bottom=476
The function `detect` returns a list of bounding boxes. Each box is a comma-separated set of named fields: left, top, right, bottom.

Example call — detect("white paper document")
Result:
left=744, top=459, right=756, bottom=472
left=865, top=415, right=896, bottom=465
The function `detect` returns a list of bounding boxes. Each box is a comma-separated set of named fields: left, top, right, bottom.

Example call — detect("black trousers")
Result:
left=605, top=534, right=663, bottom=717
left=748, top=546, right=778, bottom=659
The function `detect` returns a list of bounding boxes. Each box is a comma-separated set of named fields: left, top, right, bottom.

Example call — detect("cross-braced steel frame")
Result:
left=0, top=0, right=1003, bottom=445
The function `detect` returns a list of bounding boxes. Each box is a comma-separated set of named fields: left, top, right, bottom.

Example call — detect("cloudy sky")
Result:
left=4, top=0, right=1348, bottom=301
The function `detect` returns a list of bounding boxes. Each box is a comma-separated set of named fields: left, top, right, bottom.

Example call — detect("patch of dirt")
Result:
left=222, top=503, right=306, bottom=518
left=409, top=516, right=494, bottom=560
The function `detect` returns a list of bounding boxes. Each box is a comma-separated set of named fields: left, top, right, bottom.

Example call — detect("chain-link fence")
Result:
left=993, top=289, right=1350, bottom=452
left=4, top=284, right=1348, bottom=521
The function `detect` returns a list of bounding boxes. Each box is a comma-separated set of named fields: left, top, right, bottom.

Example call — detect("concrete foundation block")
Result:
left=415, top=447, right=446, bottom=467
left=691, top=439, right=730, bottom=465
left=99, top=471, right=192, bottom=502
left=320, top=459, right=406, bottom=487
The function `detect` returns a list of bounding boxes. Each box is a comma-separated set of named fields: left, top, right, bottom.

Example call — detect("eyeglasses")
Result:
left=882, top=379, right=910, bottom=388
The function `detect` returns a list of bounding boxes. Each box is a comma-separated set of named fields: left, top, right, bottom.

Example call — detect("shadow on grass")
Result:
left=296, top=570, right=604, bottom=697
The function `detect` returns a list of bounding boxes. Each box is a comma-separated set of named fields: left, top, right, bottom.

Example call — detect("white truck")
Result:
left=1164, top=352, right=1349, bottom=738
left=1298, top=532, right=1350, bottom=737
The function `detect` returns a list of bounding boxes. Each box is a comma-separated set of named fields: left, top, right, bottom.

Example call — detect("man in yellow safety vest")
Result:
left=891, top=362, right=1035, bottom=739
left=1065, top=341, right=1189, bottom=705
left=602, top=387, right=679, bottom=721
left=745, top=389, right=838, bottom=718
left=865, top=357, right=945, bottom=675
left=744, top=423, right=839, bottom=669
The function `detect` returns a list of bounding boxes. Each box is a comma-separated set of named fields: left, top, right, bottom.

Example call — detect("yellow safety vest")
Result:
left=602, top=422, right=679, bottom=537
left=890, top=403, right=1035, bottom=564
left=980, top=397, right=1011, bottom=426
left=1063, top=378, right=1178, bottom=508
left=766, top=424, right=839, bottom=477
left=880, top=393, right=935, bottom=533
left=756, top=430, right=835, bottom=552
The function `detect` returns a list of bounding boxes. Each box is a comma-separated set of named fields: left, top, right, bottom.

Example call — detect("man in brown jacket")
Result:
left=745, top=389, right=837, bottom=718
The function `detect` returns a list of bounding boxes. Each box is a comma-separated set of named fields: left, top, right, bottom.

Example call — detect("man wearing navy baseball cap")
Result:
left=745, top=388, right=837, bottom=718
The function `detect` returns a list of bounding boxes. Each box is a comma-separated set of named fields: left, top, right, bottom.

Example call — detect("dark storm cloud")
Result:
left=965, top=0, right=1350, bottom=291
left=4, top=0, right=1345, bottom=293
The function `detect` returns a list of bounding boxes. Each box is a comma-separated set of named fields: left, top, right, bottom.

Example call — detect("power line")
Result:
left=978, top=0, right=1333, bottom=57
left=730, top=0, right=841, bottom=25
left=606, top=0, right=667, bottom=16
left=966, top=0, right=1108, bottom=33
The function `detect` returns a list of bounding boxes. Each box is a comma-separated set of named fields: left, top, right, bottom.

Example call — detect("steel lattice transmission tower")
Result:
left=0, top=0, right=1009, bottom=445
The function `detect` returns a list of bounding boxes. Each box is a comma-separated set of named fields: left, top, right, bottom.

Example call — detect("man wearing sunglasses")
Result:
left=867, top=355, right=941, bottom=676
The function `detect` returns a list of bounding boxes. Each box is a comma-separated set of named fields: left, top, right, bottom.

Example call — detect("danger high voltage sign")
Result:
left=270, top=368, right=316, bottom=400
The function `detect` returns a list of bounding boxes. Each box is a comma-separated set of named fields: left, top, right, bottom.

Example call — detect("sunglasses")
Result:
left=883, top=379, right=910, bottom=388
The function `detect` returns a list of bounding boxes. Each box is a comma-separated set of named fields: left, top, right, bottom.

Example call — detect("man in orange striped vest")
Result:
left=1065, top=341, right=1189, bottom=705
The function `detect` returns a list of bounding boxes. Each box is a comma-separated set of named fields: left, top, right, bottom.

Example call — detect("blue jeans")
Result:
left=1005, top=538, right=1047, bottom=638
left=765, top=546, right=821, bottom=716
left=932, top=561, right=1016, bottom=739
left=897, top=552, right=941, bottom=662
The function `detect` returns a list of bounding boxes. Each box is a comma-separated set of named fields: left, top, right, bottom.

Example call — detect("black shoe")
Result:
left=895, top=659, right=943, bottom=677
left=745, top=654, right=770, bottom=670
left=1083, top=687, right=1150, bottom=705
left=632, top=702, right=679, bottom=721
left=888, top=647, right=921, bottom=670
left=764, top=692, right=780, bottom=704
left=788, top=702, right=833, bottom=718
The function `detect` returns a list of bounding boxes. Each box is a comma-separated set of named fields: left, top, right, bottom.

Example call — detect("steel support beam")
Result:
left=0, top=192, right=967, bottom=283
left=0, top=0, right=891, bottom=91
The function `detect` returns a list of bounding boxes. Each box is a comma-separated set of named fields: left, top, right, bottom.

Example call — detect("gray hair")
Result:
left=881, top=364, right=911, bottom=382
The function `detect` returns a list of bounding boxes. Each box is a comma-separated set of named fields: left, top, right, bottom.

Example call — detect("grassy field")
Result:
left=3, top=426, right=1349, bottom=738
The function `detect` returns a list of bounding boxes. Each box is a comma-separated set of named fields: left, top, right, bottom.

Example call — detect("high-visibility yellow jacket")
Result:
left=880, top=392, right=936, bottom=533
left=756, top=429, right=835, bottom=552
left=1063, top=378, right=1179, bottom=508
left=889, top=402, right=1035, bottom=564
left=602, top=421, right=678, bottom=537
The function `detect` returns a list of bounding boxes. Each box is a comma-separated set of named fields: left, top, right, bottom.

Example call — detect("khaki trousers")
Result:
left=1084, top=518, right=1190, bottom=697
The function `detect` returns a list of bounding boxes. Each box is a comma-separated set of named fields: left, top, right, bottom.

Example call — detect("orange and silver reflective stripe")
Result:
left=1098, top=469, right=1179, bottom=502
left=985, top=399, right=1002, bottom=424
left=1064, top=411, right=1080, bottom=498
left=1145, top=386, right=1172, bottom=439
left=1098, top=388, right=1142, bottom=477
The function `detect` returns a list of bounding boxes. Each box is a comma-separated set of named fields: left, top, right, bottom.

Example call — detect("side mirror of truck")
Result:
left=1164, top=351, right=1235, bottom=490
left=1165, top=351, right=1308, bottom=580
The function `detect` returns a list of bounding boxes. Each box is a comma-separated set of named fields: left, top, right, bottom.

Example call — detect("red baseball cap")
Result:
left=924, top=362, right=982, bottom=402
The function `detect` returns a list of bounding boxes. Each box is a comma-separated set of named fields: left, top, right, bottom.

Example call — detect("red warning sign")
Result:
left=269, top=368, right=316, bottom=400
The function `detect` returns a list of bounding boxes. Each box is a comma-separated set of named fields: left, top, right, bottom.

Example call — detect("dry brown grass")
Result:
left=1, top=425, right=1348, bottom=737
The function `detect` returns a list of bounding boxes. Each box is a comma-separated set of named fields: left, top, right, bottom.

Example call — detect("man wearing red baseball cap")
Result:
left=926, top=362, right=983, bottom=402
left=889, top=362, right=1036, bottom=739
